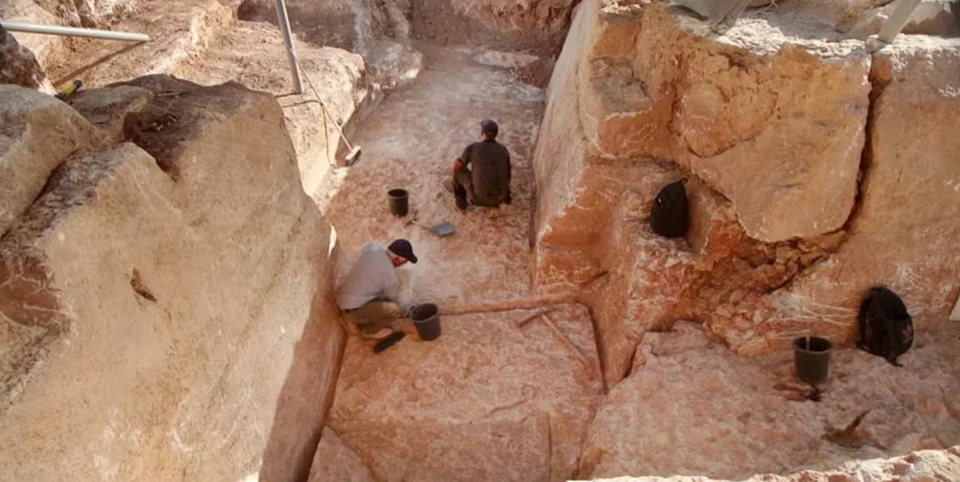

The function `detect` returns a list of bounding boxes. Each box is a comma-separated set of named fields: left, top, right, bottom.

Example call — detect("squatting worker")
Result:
left=452, top=119, right=512, bottom=211
left=337, top=239, right=418, bottom=339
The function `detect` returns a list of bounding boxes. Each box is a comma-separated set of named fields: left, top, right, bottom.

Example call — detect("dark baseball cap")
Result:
left=480, top=119, right=499, bottom=135
left=388, top=239, right=418, bottom=264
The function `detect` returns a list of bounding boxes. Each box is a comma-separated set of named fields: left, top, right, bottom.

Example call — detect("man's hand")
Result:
left=453, top=159, right=464, bottom=171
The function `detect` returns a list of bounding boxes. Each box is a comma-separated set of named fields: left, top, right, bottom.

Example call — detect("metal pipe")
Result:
left=273, top=0, right=303, bottom=94
left=878, top=0, right=922, bottom=43
left=0, top=21, right=149, bottom=42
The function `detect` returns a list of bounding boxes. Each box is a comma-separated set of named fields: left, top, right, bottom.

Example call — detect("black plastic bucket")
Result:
left=410, top=303, right=441, bottom=341
left=794, top=336, right=833, bottom=384
left=388, top=189, right=409, bottom=217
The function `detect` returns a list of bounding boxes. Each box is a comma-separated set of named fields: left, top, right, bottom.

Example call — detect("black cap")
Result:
left=388, top=239, right=418, bottom=264
left=480, top=119, right=499, bottom=135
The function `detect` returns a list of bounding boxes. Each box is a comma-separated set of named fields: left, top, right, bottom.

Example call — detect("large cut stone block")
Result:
left=68, top=86, right=155, bottom=143
left=0, top=85, right=100, bottom=238
left=581, top=3, right=871, bottom=242
left=0, top=78, right=340, bottom=482
left=0, top=26, right=53, bottom=92
left=722, top=37, right=960, bottom=355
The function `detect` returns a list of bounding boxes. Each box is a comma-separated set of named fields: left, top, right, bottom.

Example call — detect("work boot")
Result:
left=455, top=196, right=468, bottom=211
left=368, top=328, right=394, bottom=341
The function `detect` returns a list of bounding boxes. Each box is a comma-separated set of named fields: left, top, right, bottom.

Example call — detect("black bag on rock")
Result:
left=650, top=179, right=689, bottom=238
left=857, top=286, right=914, bottom=366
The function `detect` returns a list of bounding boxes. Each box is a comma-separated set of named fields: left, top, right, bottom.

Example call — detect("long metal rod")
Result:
left=0, top=21, right=149, bottom=42
left=877, top=0, right=922, bottom=43
left=274, top=0, right=303, bottom=94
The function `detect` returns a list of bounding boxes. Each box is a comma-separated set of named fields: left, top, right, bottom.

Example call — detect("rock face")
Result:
left=0, top=77, right=344, bottom=482
left=325, top=304, right=604, bottom=482
left=173, top=20, right=374, bottom=196
left=575, top=446, right=960, bottom=482
left=238, top=0, right=423, bottom=91
left=533, top=0, right=960, bottom=385
left=307, top=428, right=377, bottom=482
left=411, top=0, right=578, bottom=54
left=0, top=0, right=137, bottom=65
left=0, top=85, right=101, bottom=238
left=720, top=37, right=960, bottom=355
left=0, top=26, right=53, bottom=92
left=43, top=0, right=235, bottom=88
left=579, top=322, right=960, bottom=480
left=585, top=2, right=870, bottom=243
left=67, top=86, right=155, bottom=143
left=782, top=0, right=960, bottom=37
left=848, top=0, right=960, bottom=39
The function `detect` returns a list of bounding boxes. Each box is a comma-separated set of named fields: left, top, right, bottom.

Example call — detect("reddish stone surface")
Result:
left=0, top=79, right=341, bottom=482
left=533, top=0, right=960, bottom=385
left=326, top=304, right=604, bottom=482
left=580, top=321, right=960, bottom=480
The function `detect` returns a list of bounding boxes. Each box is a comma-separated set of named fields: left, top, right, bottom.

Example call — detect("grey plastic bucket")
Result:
left=794, top=336, right=833, bottom=384
left=410, top=303, right=441, bottom=341
left=388, top=189, right=409, bottom=217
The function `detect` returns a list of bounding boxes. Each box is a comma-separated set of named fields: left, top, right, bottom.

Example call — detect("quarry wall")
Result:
left=0, top=77, right=344, bottom=482
left=533, top=0, right=960, bottom=386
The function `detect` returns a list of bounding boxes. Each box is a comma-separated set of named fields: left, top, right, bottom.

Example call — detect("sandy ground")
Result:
left=323, top=43, right=545, bottom=309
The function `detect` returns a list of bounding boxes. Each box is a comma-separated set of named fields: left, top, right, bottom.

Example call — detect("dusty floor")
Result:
left=321, top=304, right=604, bottom=482
left=323, top=43, right=545, bottom=308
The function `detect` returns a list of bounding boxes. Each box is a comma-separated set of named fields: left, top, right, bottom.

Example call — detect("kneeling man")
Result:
left=337, top=239, right=418, bottom=338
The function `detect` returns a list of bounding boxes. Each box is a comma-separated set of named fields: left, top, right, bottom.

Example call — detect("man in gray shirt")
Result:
left=337, top=239, right=418, bottom=339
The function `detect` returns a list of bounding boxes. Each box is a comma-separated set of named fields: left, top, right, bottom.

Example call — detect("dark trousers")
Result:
left=453, top=166, right=473, bottom=205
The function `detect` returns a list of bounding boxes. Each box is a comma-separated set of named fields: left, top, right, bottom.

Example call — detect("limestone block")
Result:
left=328, top=304, right=604, bottom=482
left=572, top=446, right=960, bottom=481
left=239, top=0, right=375, bottom=52
left=172, top=21, right=373, bottom=195
left=849, top=0, right=960, bottom=39
left=46, top=0, right=234, bottom=88
left=720, top=37, right=960, bottom=355
left=68, top=86, right=155, bottom=143
left=0, top=78, right=339, bottom=482
left=368, top=40, right=424, bottom=90
left=450, top=0, right=579, bottom=37
left=580, top=321, right=960, bottom=480
left=72, top=0, right=137, bottom=27
left=0, top=26, right=53, bottom=92
left=412, top=0, right=578, bottom=54
left=0, top=85, right=100, bottom=237
left=586, top=4, right=871, bottom=242
left=307, top=428, right=377, bottom=482
left=0, top=0, right=65, bottom=60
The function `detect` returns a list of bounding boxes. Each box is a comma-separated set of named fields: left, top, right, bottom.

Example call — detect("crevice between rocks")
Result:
left=764, top=53, right=891, bottom=297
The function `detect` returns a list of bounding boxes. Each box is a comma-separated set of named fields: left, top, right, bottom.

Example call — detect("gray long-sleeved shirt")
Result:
left=337, top=242, right=401, bottom=310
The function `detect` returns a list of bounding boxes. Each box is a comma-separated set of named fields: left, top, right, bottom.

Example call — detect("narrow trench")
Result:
left=308, top=35, right=610, bottom=481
